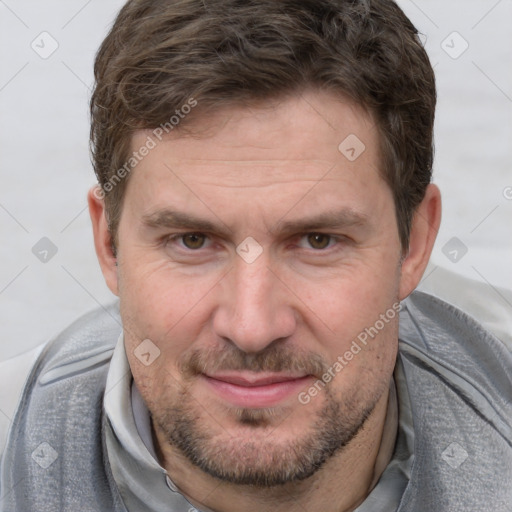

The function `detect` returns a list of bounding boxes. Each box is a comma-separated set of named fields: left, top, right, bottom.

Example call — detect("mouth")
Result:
left=201, top=371, right=313, bottom=408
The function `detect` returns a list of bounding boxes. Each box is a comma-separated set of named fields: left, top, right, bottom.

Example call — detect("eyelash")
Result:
left=164, top=232, right=344, bottom=253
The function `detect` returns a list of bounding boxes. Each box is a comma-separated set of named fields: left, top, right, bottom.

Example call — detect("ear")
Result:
left=399, top=184, right=442, bottom=300
left=87, top=186, right=119, bottom=296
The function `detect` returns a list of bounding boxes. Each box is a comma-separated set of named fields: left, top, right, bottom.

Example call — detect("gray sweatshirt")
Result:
left=1, top=289, right=511, bottom=511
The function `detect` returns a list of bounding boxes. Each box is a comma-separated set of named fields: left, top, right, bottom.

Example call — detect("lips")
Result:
left=202, top=371, right=312, bottom=408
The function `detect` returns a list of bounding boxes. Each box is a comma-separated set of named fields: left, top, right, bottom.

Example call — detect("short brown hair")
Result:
left=90, top=0, right=436, bottom=252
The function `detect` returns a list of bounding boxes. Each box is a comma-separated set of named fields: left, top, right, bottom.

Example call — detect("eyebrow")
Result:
left=271, top=209, right=370, bottom=236
left=141, top=208, right=370, bottom=237
left=141, top=209, right=232, bottom=237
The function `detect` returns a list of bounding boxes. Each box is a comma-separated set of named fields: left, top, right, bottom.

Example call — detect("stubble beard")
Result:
left=150, top=375, right=379, bottom=487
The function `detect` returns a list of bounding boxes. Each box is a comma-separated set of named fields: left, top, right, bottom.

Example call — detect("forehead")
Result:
left=123, top=90, right=388, bottom=221
left=136, top=91, right=376, bottom=156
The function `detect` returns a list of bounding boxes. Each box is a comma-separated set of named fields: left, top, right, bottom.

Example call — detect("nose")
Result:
left=212, top=251, right=297, bottom=353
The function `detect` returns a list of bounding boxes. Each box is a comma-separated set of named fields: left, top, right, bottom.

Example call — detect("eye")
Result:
left=174, top=233, right=209, bottom=250
left=299, top=233, right=337, bottom=250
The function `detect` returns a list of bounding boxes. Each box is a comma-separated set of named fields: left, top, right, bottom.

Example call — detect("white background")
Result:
left=1, top=0, right=511, bottom=360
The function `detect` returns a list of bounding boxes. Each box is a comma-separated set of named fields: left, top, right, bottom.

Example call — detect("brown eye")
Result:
left=182, top=233, right=206, bottom=249
left=306, top=233, right=332, bottom=249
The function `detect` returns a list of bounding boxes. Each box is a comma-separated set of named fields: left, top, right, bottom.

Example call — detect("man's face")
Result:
left=115, top=91, right=403, bottom=485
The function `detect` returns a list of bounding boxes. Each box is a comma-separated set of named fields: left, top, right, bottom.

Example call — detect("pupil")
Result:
left=184, top=233, right=204, bottom=249
left=308, top=233, right=330, bottom=249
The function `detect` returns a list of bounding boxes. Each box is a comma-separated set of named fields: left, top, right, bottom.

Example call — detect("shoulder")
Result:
left=416, top=265, right=512, bottom=350
left=397, top=273, right=512, bottom=508
left=401, top=266, right=512, bottom=381
left=399, top=271, right=512, bottom=432
left=0, top=345, right=46, bottom=456
left=0, top=301, right=121, bottom=461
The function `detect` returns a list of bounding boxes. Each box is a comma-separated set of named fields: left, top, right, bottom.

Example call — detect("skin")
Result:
left=89, top=90, right=441, bottom=512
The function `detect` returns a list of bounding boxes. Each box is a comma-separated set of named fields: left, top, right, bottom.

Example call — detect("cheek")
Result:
left=305, top=262, right=400, bottom=374
left=320, top=316, right=399, bottom=408
left=303, top=262, right=398, bottom=335
left=119, top=257, right=210, bottom=329
left=117, top=258, right=224, bottom=375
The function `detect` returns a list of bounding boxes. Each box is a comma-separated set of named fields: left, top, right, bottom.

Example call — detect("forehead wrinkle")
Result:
left=182, top=179, right=331, bottom=190
left=162, top=159, right=336, bottom=177
left=164, top=159, right=333, bottom=165
left=160, top=160, right=358, bottom=189
left=154, top=161, right=341, bottom=190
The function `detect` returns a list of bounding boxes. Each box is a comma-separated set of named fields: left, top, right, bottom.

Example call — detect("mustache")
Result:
left=178, top=344, right=329, bottom=378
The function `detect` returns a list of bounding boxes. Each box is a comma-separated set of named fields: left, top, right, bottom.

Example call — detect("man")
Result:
left=1, top=0, right=511, bottom=511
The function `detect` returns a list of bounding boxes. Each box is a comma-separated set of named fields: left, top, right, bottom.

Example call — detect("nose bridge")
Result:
left=234, top=254, right=273, bottom=315
left=215, top=251, right=295, bottom=353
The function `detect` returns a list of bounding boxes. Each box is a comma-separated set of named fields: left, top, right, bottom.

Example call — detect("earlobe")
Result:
left=87, top=186, right=119, bottom=296
left=399, top=184, right=442, bottom=300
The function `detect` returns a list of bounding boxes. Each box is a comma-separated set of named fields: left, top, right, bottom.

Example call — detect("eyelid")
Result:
left=166, top=232, right=213, bottom=250
left=295, top=233, right=340, bottom=251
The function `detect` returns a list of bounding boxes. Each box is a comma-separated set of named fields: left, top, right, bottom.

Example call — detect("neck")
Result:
left=153, top=386, right=392, bottom=512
